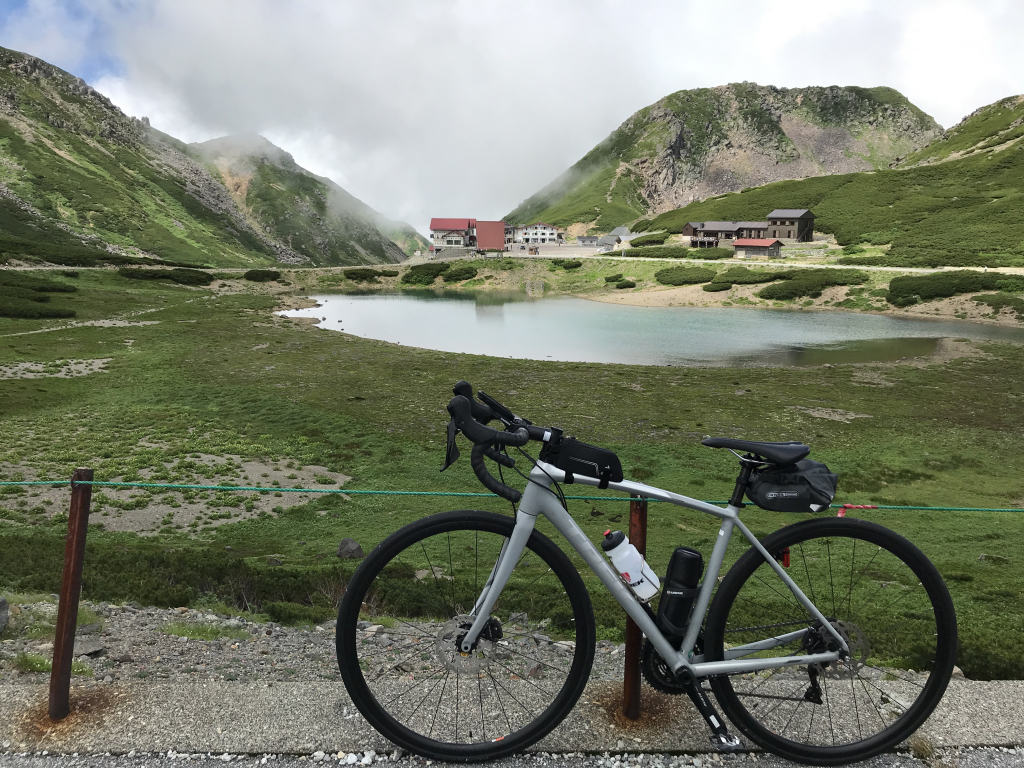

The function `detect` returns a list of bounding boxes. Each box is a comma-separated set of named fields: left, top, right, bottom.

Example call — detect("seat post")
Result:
left=729, top=462, right=754, bottom=508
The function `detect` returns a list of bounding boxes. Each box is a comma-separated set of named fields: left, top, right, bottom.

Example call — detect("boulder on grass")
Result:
left=337, top=538, right=365, bottom=559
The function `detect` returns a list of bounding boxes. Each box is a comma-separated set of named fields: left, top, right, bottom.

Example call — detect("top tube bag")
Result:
left=746, top=459, right=838, bottom=513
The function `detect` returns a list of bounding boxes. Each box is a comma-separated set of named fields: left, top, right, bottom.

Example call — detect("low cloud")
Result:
left=3, top=0, right=1024, bottom=233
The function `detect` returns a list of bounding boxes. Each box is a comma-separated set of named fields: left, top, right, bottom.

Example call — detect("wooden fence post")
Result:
left=623, top=495, right=648, bottom=720
left=48, top=468, right=92, bottom=721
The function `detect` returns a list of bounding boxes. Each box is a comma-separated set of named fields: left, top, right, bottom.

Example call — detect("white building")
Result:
left=515, top=222, right=564, bottom=244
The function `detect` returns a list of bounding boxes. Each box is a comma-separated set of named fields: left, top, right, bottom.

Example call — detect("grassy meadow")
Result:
left=1, top=267, right=1023, bottom=679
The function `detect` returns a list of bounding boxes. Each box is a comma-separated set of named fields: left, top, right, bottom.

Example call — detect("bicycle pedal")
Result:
left=710, top=733, right=743, bottom=752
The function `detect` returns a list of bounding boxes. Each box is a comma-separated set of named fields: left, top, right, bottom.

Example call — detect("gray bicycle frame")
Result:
left=460, top=460, right=849, bottom=678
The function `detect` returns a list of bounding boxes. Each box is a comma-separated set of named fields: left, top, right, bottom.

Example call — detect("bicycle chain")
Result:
left=640, top=635, right=704, bottom=694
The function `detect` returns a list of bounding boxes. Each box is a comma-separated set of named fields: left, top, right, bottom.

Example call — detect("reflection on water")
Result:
left=280, top=290, right=1024, bottom=367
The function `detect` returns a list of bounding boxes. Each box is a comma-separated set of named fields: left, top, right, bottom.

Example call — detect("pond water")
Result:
left=279, top=290, right=1024, bottom=367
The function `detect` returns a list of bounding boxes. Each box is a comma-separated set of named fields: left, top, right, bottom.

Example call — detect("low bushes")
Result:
left=711, top=267, right=787, bottom=287
left=628, top=232, right=670, bottom=247
left=344, top=267, right=398, bottom=282
left=655, top=266, right=717, bottom=286
left=839, top=253, right=1024, bottom=269
left=551, top=259, right=582, bottom=270
left=401, top=262, right=450, bottom=285
left=631, top=219, right=652, bottom=233
left=118, top=268, right=213, bottom=286
left=885, top=271, right=1024, bottom=306
left=604, top=273, right=623, bottom=283
left=702, top=282, right=731, bottom=292
left=243, top=269, right=281, bottom=282
left=615, top=280, right=636, bottom=289
left=264, top=601, right=335, bottom=626
left=974, top=293, right=1024, bottom=319
left=757, top=268, right=868, bottom=300
left=0, top=272, right=78, bottom=319
left=443, top=265, right=479, bottom=282
left=624, top=245, right=690, bottom=259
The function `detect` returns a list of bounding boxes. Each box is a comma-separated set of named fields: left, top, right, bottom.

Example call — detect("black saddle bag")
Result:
left=746, top=459, right=838, bottom=513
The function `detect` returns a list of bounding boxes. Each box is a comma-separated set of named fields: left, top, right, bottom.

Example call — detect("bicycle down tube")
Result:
left=460, top=459, right=848, bottom=676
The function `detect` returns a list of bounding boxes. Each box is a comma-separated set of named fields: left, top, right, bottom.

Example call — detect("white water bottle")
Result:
left=601, top=529, right=660, bottom=601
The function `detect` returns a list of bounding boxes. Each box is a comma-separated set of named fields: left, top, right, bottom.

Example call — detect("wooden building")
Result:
left=767, top=209, right=815, bottom=242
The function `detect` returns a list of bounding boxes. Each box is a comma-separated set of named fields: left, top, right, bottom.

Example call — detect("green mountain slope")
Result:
left=0, top=46, right=420, bottom=267
left=507, top=83, right=941, bottom=234
left=193, top=135, right=421, bottom=265
left=897, top=95, right=1024, bottom=167
left=646, top=95, right=1024, bottom=268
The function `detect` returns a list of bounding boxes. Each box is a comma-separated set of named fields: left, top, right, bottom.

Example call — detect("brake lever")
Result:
left=440, top=418, right=460, bottom=472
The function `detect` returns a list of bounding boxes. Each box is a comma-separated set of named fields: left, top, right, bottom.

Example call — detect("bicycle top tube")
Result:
left=524, top=460, right=736, bottom=520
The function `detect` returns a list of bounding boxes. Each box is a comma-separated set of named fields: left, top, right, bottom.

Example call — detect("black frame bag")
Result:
left=746, top=459, right=838, bottom=513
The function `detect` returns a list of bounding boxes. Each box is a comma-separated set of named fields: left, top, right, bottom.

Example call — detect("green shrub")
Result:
left=378, top=269, right=399, bottom=277
left=631, top=219, right=652, bottom=233
left=655, top=266, right=717, bottom=286
left=713, top=267, right=788, bottom=285
left=401, top=262, right=450, bottom=285
left=693, top=247, right=734, bottom=260
left=624, top=245, right=690, bottom=259
left=841, top=244, right=865, bottom=255
left=629, top=232, right=670, bottom=247
left=551, top=259, right=582, bottom=270
left=757, top=268, right=868, bottom=300
left=264, top=601, right=335, bottom=626
left=161, top=622, right=249, bottom=641
left=604, top=273, right=623, bottom=282
left=702, top=282, right=732, bottom=292
left=118, top=268, right=213, bottom=286
left=0, top=272, right=78, bottom=293
left=443, top=265, right=479, bottom=282
left=0, top=297, right=76, bottom=319
left=344, top=268, right=382, bottom=282
left=615, top=280, right=636, bottom=289
left=974, top=292, right=1024, bottom=319
left=60, top=270, right=80, bottom=278
left=886, top=271, right=1024, bottom=306
left=243, top=269, right=281, bottom=282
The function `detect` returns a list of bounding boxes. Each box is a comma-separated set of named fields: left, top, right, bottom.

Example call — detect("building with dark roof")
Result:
left=766, top=209, right=815, bottom=242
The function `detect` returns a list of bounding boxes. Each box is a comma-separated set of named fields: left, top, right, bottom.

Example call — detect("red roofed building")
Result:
left=475, top=221, right=507, bottom=251
left=430, top=218, right=477, bottom=249
left=731, top=238, right=783, bottom=259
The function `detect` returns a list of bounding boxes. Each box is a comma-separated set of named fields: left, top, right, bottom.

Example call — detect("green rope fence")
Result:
left=0, top=479, right=1021, bottom=511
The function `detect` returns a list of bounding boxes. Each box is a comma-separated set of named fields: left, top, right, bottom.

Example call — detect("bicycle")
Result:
left=337, top=381, right=957, bottom=765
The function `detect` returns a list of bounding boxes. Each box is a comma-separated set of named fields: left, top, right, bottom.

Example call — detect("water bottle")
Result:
left=656, top=546, right=704, bottom=636
left=601, top=530, right=660, bottom=601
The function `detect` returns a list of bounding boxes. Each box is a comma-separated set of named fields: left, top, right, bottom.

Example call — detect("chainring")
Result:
left=641, top=635, right=702, bottom=694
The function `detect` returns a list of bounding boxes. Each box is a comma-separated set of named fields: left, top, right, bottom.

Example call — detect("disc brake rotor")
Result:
left=811, top=620, right=870, bottom=679
left=435, top=615, right=498, bottom=674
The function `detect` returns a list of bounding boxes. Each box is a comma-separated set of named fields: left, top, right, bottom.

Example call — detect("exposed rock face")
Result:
left=507, top=83, right=943, bottom=232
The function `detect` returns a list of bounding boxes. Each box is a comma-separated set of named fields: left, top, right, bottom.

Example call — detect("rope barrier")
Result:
left=0, top=479, right=1021, bottom=511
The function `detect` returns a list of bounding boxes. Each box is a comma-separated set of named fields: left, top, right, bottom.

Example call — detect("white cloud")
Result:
left=4, top=0, right=1024, bottom=234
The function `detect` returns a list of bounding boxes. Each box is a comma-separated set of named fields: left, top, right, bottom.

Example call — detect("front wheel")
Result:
left=337, top=510, right=596, bottom=762
left=704, top=517, right=957, bottom=766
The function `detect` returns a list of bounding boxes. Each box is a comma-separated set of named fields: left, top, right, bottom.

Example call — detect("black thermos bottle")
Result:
left=656, top=546, right=704, bottom=636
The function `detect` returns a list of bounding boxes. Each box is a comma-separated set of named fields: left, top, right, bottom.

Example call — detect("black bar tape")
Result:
left=483, top=445, right=516, bottom=468
left=471, top=443, right=522, bottom=503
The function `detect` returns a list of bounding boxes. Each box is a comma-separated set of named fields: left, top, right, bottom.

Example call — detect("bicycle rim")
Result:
left=337, top=511, right=595, bottom=761
left=706, top=517, right=957, bottom=765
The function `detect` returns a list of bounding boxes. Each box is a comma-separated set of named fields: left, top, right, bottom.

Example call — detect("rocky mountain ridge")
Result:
left=506, top=83, right=943, bottom=233
left=0, top=46, right=421, bottom=267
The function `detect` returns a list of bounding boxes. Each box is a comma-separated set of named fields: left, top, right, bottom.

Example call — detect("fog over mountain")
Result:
left=2, top=0, right=1024, bottom=235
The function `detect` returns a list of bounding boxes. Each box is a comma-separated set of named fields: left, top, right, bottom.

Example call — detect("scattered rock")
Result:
left=77, top=622, right=101, bottom=635
left=978, top=553, right=1009, bottom=564
left=267, top=557, right=284, bottom=566
left=951, top=665, right=965, bottom=678
left=336, top=538, right=365, bottom=559
left=73, top=636, right=106, bottom=657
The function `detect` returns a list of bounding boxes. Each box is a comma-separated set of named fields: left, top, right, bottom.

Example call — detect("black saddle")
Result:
left=702, top=437, right=810, bottom=465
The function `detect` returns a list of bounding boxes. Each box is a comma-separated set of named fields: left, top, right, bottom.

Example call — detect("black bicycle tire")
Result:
left=336, top=510, right=596, bottom=762
left=704, top=517, right=957, bottom=766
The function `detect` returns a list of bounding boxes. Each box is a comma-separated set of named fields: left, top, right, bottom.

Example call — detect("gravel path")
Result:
left=0, top=601, right=628, bottom=686
left=2, top=746, right=1024, bottom=768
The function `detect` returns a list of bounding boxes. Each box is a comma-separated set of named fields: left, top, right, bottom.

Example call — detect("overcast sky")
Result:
left=2, top=0, right=1023, bottom=234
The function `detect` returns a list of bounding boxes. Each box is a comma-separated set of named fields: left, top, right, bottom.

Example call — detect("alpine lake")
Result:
left=280, top=289, right=1024, bottom=366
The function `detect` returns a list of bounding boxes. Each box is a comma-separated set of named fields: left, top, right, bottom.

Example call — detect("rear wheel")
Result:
left=705, top=517, right=957, bottom=765
left=337, top=510, right=595, bottom=761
